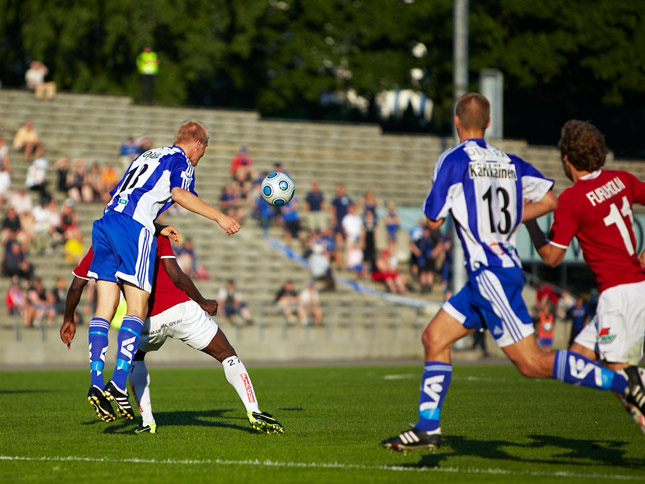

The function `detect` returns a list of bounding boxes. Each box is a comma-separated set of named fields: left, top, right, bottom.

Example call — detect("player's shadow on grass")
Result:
left=395, top=435, right=645, bottom=470
left=99, top=408, right=257, bottom=434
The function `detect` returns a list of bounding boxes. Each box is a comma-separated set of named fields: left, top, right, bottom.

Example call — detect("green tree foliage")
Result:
left=0, top=0, right=642, bottom=153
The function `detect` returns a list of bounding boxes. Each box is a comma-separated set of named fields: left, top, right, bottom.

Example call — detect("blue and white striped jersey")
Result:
left=105, top=146, right=196, bottom=233
left=422, top=138, right=553, bottom=272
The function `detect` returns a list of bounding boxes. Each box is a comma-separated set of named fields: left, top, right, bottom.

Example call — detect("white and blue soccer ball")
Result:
left=261, top=172, right=295, bottom=206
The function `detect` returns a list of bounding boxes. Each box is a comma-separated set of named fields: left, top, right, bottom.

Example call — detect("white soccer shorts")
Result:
left=139, top=300, right=219, bottom=352
left=574, top=280, right=645, bottom=365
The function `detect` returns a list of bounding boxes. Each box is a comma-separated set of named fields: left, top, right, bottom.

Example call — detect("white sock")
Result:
left=129, top=360, right=155, bottom=426
left=222, top=356, right=260, bottom=413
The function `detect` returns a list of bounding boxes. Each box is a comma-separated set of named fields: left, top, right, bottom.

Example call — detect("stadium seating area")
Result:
left=1, top=88, right=644, bottom=359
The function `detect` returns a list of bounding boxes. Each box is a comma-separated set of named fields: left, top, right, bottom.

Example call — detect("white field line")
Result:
left=1, top=455, right=644, bottom=481
left=384, top=374, right=507, bottom=383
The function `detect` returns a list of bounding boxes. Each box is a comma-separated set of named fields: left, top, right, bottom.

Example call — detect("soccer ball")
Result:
left=261, top=172, right=295, bottom=206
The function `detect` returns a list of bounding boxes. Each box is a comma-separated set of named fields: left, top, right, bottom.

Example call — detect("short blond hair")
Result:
left=174, top=120, right=209, bottom=145
left=455, top=93, right=490, bottom=130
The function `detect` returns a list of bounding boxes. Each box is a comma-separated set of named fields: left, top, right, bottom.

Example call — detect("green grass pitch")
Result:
left=1, top=364, right=644, bottom=483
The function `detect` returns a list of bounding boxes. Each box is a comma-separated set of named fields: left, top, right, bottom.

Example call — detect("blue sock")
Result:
left=415, top=361, right=452, bottom=432
left=111, top=315, right=143, bottom=391
left=552, top=350, right=627, bottom=394
left=88, top=318, right=110, bottom=388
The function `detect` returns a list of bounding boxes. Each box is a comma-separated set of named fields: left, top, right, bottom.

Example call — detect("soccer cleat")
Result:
left=381, top=427, right=442, bottom=454
left=103, top=381, right=135, bottom=420
left=247, top=411, right=284, bottom=434
left=135, top=422, right=157, bottom=434
left=87, top=385, right=117, bottom=422
left=623, top=366, right=645, bottom=416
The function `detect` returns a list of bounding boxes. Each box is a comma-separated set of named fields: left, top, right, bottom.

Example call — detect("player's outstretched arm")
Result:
left=162, top=257, right=218, bottom=316
left=171, top=187, right=240, bottom=235
left=59, top=276, right=88, bottom=349
left=522, top=191, right=557, bottom=222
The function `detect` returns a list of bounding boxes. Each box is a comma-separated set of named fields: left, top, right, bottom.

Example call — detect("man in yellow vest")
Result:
left=137, top=46, right=159, bottom=105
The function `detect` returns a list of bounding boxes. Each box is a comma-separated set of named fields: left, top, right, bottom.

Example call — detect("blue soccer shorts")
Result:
left=88, top=211, right=157, bottom=293
left=442, top=266, right=534, bottom=347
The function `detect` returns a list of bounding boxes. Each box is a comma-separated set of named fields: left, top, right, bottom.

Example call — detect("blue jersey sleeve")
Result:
left=422, top=154, right=464, bottom=221
left=168, top=155, right=197, bottom=195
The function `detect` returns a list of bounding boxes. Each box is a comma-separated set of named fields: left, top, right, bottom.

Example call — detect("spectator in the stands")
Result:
left=118, top=136, right=140, bottom=170
left=218, top=279, right=253, bottom=326
left=5, top=276, right=35, bottom=327
left=363, top=209, right=378, bottom=272
left=274, top=279, right=306, bottom=325
left=346, top=240, right=367, bottom=279
left=174, top=237, right=210, bottom=281
left=220, top=183, right=243, bottom=221
left=13, top=122, right=44, bottom=162
left=67, top=159, right=95, bottom=203
left=384, top=201, right=400, bottom=255
left=1, top=206, right=22, bottom=245
left=280, top=197, right=303, bottom=248
left=54, top=157, right=70, bottom=193
left=4, top=238, right=34, bottom=281
left=0, top=136, right=12, bottom=173
left=299, top=282, right=324, bottom=326
left=321, top=225, right=341, bottom=270
left=25, top=157, right=52, bottom=204
left=330, top=183, right=352, bottom=260
left=408, top=217, right=426, bottom=279
left=0, top=163, right=11, bottom=211
left=229, top=146, right=254, bottom=180
left=99, top=162, right=120, bottom=198
left=307, top=232, right=335, bottom=291
left=85, top=162, right=103, bottom=202
left=359, top=190, right=379, bottom=223
left=27, top=277, right=56, bottom=327
left=305, top=180, right=326, bottom=232
left=414, top=225, right=442, bottom=294
left=25, top=61, right=56, bottom=100
left=342, top=203, right=363, bottom=263
left=371, top=249, right=407, bottom=294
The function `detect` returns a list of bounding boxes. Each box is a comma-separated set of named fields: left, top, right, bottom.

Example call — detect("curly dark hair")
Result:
left=557, top=120, right=607, bottom=172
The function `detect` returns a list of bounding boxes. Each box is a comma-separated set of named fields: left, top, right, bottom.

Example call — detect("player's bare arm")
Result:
left=161, top=257, right=218, bottom=316
left=524, top=218, right=567, bottom=267
left=171, top=187, right=240, bottom=235
left=59, top=276, right=89, bottom=349
left=522, top=190, right=557, bottom=222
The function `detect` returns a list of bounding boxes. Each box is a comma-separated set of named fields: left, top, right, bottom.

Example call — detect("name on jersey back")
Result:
left=468, top=161, right=517, bottom=180
left=585, top=176, right=625, bottom=207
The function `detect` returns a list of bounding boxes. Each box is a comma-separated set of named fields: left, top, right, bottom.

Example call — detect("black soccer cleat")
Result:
left=623, top=366, right=645, bottom=416
left=87, top=385, right=117, bottom=422
left=381, top=427, right=441, bottom=454
left=103, top=381, right=135, bottom=420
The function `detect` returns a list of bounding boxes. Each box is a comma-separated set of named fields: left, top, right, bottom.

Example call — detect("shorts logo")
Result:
left=240, top=373, right=256, bottom=403
left=597, top=327, right=617, bottom=345
left=420, top=375, right=444, bottom=412
left=120, top=336, right=137, bottom=360
left=568, top=355, right=602, bottom=387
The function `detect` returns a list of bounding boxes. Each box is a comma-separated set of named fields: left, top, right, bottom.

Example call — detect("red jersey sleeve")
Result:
left=548, top=189, right=581, bottom=249
left=73, top=247, right=95, bottom=280
left=156, top=235, right=176, bottom=258
left=624, top=171, right=645, bottom=206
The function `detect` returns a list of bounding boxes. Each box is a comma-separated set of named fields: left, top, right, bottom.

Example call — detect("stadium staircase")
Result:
left=1, top=89, right=644, bottom=366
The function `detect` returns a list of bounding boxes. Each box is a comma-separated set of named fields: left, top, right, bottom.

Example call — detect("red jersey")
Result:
left=548, top=170, right=645, bottom=293
left=73, top=235, right=189, bottom=317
